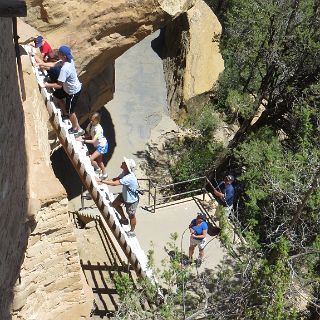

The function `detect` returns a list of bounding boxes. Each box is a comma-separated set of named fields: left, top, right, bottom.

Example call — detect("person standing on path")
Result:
left=213, top=175, right=235, bottom=214
left=98, top=157, right=139, bottom=237
left=43, top=46, right=84, bottom=137
left=188, top=213, right=208, bottom=267
left=78, top=112, right=108, bottom=180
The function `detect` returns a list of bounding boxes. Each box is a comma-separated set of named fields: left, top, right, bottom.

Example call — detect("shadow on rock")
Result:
left=51, top=147, right=82, bottom=200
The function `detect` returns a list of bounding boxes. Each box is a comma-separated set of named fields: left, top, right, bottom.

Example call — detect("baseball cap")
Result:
left=34, top=36, right=43, bottom=48
left=58, top=45, right=73, bottom=63
left=225, top=175, right=235, bottom=182
left=123, top=157, right=136, bottom=173
left=196, top=212, right=206, bottom=221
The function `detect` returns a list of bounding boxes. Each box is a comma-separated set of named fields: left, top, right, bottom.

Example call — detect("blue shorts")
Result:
left=97, top=143, right=108, bottom=154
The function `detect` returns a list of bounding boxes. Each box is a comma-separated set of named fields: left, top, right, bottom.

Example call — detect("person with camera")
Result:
left=97, top=157, right=139, bottom=237
left=188, top=213, right=208, bottom=267
left=213, top=175, right=235, bottom=216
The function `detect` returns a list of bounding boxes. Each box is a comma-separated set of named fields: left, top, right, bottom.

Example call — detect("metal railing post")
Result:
left=148, top=179, right=151, bottom=206
left=81, top=185, right=84, bottom=209
left=153, top=186, right=157, bottom=213
left=202, top=177, right=206, bottom=201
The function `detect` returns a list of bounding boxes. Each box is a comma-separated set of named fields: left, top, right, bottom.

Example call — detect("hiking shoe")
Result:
left=74, top=128, right=85, bottom=138
left=181, top=258, right=191, bottom=266
left=100, top=173, right=108, bottom=180
left=84, top=192, right=92, bottom=200
left=126, top=231, right=136, bottom=238
left=195, top=258, right=202, bottom=268
left=119, top=218, right=129, bottom=225
left=68, top=127, right=78, bottom=134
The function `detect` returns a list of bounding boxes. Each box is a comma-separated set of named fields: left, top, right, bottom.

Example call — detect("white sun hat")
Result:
left=123, top=157, right=136, bottom=173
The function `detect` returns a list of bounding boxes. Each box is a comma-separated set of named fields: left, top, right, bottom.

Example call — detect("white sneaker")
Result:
left=94, top=168, right=102, bottom=175
left=100, top=173, right=108, bottom=180
left=126, top=231, right=136, bottom=238
left=74, top=128, right=85, bottom=137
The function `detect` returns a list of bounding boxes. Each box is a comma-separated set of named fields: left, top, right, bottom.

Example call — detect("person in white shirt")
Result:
left=79, top=112, right=108, bottom=179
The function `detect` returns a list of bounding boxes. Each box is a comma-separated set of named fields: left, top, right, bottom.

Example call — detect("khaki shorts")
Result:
left=115, top=194, right=139, bottom=218
left=190, top=236, right=206, bottom=250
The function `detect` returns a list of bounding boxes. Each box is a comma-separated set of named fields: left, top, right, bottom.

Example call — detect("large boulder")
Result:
left=23, top=0, right=196, bottom=118
left=162, top=0, right=224, bottom=121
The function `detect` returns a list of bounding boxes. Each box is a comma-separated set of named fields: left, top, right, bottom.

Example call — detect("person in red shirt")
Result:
left=33, top=36, right=54, bottom=63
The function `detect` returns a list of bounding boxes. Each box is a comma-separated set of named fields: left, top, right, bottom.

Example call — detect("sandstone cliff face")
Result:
left=23, top=0, right=196, bottom=119
left=0, top=18, right=93, bottom=320
left=0, top=17, right=29, bottom=319
left=162, top=0, right=224, bottom=121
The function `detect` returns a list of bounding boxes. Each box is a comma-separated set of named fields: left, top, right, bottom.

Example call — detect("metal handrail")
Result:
left=157, top=176, right=206, bottom=190
left=204, top=176, right=216, bottom=193
left=160, top=188, right=204, bottom=201
left=139, top=176, right=215, bottom=213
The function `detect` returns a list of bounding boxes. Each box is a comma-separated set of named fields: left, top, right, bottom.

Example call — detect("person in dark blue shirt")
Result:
left=188, top=213, right=208, bottom=266
left=214, top=175, right=235, bottom=207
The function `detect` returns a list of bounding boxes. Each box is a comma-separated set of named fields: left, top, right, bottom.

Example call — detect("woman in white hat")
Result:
left=98, top=157, right=139, bottom=237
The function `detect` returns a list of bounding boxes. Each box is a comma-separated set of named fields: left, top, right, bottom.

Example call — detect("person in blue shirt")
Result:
left=188, top=213, right=208, bottom=266
left=98, top=157, right=139, bottom=238
left=213, top=175, right=235, bottom=208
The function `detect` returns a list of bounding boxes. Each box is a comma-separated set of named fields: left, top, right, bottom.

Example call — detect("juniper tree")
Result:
left=216, top=0, right=320, bottom=147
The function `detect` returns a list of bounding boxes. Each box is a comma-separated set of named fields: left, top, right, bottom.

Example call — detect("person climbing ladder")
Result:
left=43, top=45, right=84, bottom=137
left=98, top=157, right=139, bottom=238
left=78, top=112, right=108, bottom=180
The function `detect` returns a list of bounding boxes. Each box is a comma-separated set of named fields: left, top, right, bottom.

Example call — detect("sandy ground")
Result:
left=136, top=195, right=225, bottom=272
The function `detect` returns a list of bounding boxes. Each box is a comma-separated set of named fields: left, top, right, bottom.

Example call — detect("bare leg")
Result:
left=90, top=150, right=101, bottom=170
left=112, top=197, right=127, bottom=221
left=189, top=245, right=195, bottom=261
left=90, top=151, right=106, bottom=174
left=129, top=215, right=136, bottom=232
left=98, top=160, right=107, bottom=175
left=69, top=112, right=80, bottom=130
left=199, top=248, right=204, bottom=260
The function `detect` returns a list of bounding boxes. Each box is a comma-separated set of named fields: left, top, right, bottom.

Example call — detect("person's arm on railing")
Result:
left=79, top=136, right=97, bottom=145
left=44, top=80, right=63, bottom=90
left=96, top=176, right=121, bottom=185
left=35, top=60, right=57, bottom=69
